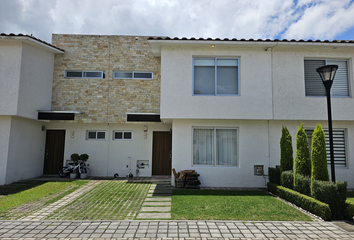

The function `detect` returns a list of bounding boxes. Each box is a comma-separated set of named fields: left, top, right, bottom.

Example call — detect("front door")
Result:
left=152, top=131, right=172, bottom=175
left=43, top=130, right=66, bottom=174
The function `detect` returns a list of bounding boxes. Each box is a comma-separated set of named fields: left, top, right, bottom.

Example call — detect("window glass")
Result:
left=115, top=72, right=133, bottom=78
left=217, top=59, right=238, bottom=94
left=193, top=129, right=214, bottom=165
left=134, top=72, right=152, bottom=79
left=216, top=129, right=237, bottom=165
left=97, top=132, right=106, bottom=139
left=115, top=132, right=123, bottom=139
left=124, top=132, right=132, bottom=139
left=194, top=59, right=215, bottom=95
left=88, top=132, right=96, bottom=139
left=66, top=71, right=83, bottom=78
left=84, top=72, right=102, bottom=78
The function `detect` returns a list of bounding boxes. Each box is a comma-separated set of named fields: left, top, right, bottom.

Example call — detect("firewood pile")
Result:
left=172, top=168, right=201, bottom=189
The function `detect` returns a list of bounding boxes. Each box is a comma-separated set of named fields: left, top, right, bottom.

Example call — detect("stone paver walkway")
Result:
left=1, top=220, right=354, bottom=239
left=20, top=180, right=101, bottom=221
left=136, top=179, right=172, bottom=219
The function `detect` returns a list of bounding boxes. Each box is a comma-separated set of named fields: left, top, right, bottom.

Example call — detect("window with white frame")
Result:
left=113, top=131, right=133, bottom=140
left=86, top=131, right=106, bottom=140
left=193, top=58, right=239, bottom=95
left=304, top=59, right=349, bottom=97
left=305, top=129, right=346, bottom=167
left=65, top=71, right=105, bottom=79
left=193, top=128, right=237, bottom=166
left=113, top=71, right=153, bottom=79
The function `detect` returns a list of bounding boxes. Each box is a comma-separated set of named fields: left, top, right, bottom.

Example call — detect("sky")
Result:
left=0, top=0, right=354, bottom=44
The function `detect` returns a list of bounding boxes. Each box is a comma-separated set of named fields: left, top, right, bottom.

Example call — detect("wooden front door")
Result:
left=152, top=131, right=172, bottom=175
left=43, top=130, right=66, bottom=174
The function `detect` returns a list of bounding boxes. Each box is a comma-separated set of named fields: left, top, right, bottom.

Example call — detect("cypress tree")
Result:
left=294, top=123, right=311, bottom=187
left=280, top=126, right=293, bottom=173
left=311, top=124, right=329, bottom=194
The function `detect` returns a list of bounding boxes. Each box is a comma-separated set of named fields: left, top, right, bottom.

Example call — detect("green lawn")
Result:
left=0, top=180, right=88, bottom=219
left=172, top=189, right=312, bottom=221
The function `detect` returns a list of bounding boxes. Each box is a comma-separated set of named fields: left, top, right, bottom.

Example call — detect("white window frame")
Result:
left=304, top=59, right=350, bottom=98
left=113, top=131, right=133, bottom=141
left=113, top=71, right=153, bottom=79
left=86, top=131, right=106, bottom=140
left=192, top=127, right=238, bottom=167
left=305, top=128, right=347, bottom=167
left=65, top=70, right=105, bottom=79
left=192, top=57, right=240, bottom=96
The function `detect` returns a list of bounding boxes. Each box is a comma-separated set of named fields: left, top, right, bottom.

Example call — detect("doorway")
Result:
left=43, top=130, right=66, bottom=174
left=152, top=131, right=172, bottom=175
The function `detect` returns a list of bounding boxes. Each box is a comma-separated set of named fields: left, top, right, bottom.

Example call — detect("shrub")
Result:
left=268, top=167, right=280, bottom=185
left=345, top=201, right=354, bottom=220
left=312, top=180, right=347, bottom=217
left=294, top=174, right=311, bottom=196
left=280, top=171, right=294, bottom=189
left=70, top=153, right=80, bottom=162
left=79, top=153, right=89, bottom=162
left=280, top=126, right=293, bottom=173
left=267, top=182, right=332, bottom=220
left=311, top=124, right=329, bottom=195
left=294, top=123, right=311, bottom=188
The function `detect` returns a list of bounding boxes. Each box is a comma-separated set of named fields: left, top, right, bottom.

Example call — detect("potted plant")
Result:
left=70, top=153, right=80, bottom=179
left=79, top=153, right=89, bottom=179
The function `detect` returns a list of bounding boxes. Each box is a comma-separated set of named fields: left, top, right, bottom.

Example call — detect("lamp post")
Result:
left=316, top=65, right=338, bottom=183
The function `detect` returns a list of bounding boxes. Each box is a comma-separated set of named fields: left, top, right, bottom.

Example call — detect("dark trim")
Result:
left=38, top=112, right=75, bottom=120
left=127, top=114, right=161, bottom=122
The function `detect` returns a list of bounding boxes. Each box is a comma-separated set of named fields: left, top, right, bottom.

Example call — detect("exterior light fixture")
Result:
left=316, top=64, right=338, bottom=183
left=211, top=44, right=215, bottom=48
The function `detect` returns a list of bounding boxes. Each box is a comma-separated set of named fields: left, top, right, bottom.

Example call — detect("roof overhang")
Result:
left=38, top=111, right=82, bottom=120
left=127, top=113, right=161, bottom=122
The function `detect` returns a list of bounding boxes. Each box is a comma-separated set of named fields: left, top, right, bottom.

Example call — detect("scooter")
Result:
left=113, top=156, right=133, bottom=178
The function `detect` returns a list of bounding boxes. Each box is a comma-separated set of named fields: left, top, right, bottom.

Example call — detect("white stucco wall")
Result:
left=160, top=45, right=273, bottom=120
left=5, top=116, right=46, bottom=184
left=0, top=42, right=22, bottom=115
left=171, top=119, right=354, bottom=188
left=0, top=116, right=11, bottom=185
left=272, top=47, right=354, bottom=121
left=46, top=122, right=171, bottom=177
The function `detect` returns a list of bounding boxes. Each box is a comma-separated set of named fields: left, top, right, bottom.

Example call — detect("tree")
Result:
left=280, top=126, right=293, bottom=173
left=294, top=123, right=311, bottom=187
left=311, top=124, right=329, bottom=194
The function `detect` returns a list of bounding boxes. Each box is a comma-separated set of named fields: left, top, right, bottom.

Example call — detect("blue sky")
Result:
left=0, top=0, right=354, bottom=43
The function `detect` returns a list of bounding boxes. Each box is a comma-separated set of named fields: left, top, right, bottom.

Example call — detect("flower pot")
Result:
left=80, top=173, right=87, bottom=179
left=70, top=173, right=76, bottom=179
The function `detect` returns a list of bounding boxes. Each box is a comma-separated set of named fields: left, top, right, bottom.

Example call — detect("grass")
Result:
left=171, top=189, right=312, bottom=221
left=46, top=181, right=151, bottom=220
left=0, top=180, right=88, bottom=219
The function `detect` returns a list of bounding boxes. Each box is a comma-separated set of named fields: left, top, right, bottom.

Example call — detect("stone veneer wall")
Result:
left=51, top=34, right=161, bottom=123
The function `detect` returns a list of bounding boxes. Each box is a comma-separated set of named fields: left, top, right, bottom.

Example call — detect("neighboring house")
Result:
left=1, top=33, right=354, bottom=188
left=0, top=34, right=64, bottom=185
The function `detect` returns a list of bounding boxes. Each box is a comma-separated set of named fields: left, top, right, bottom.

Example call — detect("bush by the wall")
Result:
left=280, top=126, right=293, bottom=173
left=280, top=171, right=294, bottom=189
left=294, top=123, right=311, bottom=188
left=268, top=167, right=280, bottom=185
left=345, top=201, right=354, bottom=220
left=311, top=124, right=329, bottom=195
left=294, top=174, right=311, bottom=196
left=312, top=180, right=347, bottom=217
left=267, top=182, right=331, bottom=220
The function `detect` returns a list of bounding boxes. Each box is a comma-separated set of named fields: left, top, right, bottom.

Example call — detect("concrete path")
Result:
left=0, top=220, right=354, bottom=239
left=136, top=180, right=172, bottom=219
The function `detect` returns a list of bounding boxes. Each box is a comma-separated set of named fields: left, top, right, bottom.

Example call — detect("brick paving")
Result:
left=0, top=220, right=353, bottom=239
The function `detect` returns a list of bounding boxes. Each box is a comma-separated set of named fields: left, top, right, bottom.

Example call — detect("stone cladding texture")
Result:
left=51, top=34, right=161, bottom=123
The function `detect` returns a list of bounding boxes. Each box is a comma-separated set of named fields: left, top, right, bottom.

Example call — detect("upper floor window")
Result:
left=305, top=129, right=346, bottom=167
left=113, top=131, right=133, bottom=140
left=86, top=131, right=106, bottom=140
left=65, top=71, right=105, bottom=79
left=193, top=58, right=239, bottom=96
left=113, top=71, right=153, bottom=79
left=304, top=59, right=349, bottom=97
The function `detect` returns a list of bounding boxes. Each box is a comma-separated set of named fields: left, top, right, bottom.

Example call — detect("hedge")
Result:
left=280, top=170, right=294, bottom=189
left=294, top=174, right=311, bottom=196
left=280, top=126, right=293, bottom=173
left=267, top=182, right=332, bottom=220
left=345, top=201, right=354, bottom=220
left=268, top=167, right=280, bottom=185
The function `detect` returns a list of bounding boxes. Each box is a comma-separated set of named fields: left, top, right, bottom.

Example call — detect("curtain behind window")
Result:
left=216, top=129, right=237, bottom=165
left=193, top=129, right=214, bottom=165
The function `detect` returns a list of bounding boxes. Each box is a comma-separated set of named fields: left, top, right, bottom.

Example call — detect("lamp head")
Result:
left=316, top=65, right=338, bottom=90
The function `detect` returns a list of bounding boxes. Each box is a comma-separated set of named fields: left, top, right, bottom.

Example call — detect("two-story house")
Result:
left=1, top=33, right=354, bottom=188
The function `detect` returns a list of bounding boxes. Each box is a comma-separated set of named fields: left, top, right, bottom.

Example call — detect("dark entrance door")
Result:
left=43, top=130, right=66, bottom=174
left=152, top=131, right=172, bottom=175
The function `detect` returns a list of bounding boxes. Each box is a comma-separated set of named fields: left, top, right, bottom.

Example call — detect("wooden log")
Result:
left=172, top=168, right=178, bottom=178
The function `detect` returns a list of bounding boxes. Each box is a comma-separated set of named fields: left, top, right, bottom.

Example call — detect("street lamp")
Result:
left=316, top=65, right=338, bottom=183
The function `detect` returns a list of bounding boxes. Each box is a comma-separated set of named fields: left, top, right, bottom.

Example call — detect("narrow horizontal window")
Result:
left=113, top=71, right=153, bottom=79
left=86, top=131, right=106, bottom=140
left=65, top=71, right=105, bottom=79
left=113, top=131, right=133, bottom=140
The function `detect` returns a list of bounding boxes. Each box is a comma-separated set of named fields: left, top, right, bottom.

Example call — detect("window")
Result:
left=305, top=129, right=346, bottom=167
left=113, top=131, right=133, bottom=140
left=304, top=59, right=349, bottom=97
left=193, top=58, right=239, bottom=95
left=113, top=71, right=153, bottom=79
left=65, top=71, right=105, bottom=79
left=86, top=131, right=106, bottom=140
left=193, top=128, right=237, bottom=166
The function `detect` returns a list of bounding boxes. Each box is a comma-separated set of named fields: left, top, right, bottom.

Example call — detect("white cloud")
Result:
left=0, top=0, right=353, bottom=43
